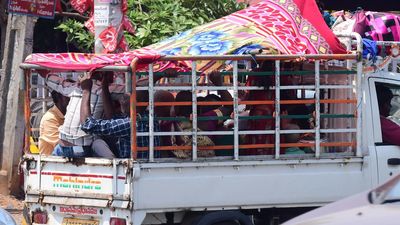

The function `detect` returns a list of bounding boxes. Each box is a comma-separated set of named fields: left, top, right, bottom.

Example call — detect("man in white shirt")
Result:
left=42, top=71, right=125, bottom=157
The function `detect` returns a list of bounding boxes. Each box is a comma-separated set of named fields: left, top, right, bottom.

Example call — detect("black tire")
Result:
left=212, top=221, right=240, bottom=225
left=190, top=211, right=253, bottom=225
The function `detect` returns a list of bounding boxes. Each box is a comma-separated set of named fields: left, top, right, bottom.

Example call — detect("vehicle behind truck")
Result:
left=19, top=38, right=400, bottom=225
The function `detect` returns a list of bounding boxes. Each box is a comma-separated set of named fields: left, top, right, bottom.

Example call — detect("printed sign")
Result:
left=53, top=175, right=103, bottom=191
left=29, top=170, right=127, bottom=196
left=60, top=206, right=98, bottom=216
left=8, top=0, right=56, bottom=19
left=94, top=5, right=109, bottom=26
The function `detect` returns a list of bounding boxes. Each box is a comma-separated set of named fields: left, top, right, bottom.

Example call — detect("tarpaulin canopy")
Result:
left=24, top=0, right=346, bottom=72
left=24, top=49, right=162, bottom=72
left=140, top=0, right=346, bottom=72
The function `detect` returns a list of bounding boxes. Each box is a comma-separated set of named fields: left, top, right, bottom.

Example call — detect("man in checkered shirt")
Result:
left=40, top=71, right=125, bottom=157
left=79, top=70, right=177, bottom=158
left=79, top=75, right=161, bottom=158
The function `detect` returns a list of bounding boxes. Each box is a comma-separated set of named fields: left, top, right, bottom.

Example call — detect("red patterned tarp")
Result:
left=24, top=0, right=346, bottom=72
left=24, top=49, right=162, bottom=71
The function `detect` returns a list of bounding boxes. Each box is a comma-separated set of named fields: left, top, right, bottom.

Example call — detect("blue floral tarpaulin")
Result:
left=138, top=0, right=346, bottom=72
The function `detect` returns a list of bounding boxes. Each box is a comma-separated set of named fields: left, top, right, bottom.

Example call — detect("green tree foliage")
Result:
left=56, top=19, right=95, bottom=53
left=56, top=0, right=246, bottom=52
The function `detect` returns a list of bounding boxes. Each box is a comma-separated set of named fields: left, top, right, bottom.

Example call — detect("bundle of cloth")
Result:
left=330, top=9, right=400, bottom=60
left=332, top=9, right=400, bottom=42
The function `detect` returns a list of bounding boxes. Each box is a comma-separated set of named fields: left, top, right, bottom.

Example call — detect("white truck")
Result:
left=19, top=36, right=400, bottom=225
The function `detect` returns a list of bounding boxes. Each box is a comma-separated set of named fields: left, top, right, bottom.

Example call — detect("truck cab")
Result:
left=366, top=71, right=400, bottom=184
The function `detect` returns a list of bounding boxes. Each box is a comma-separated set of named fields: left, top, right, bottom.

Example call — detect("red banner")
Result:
left=8, top=0, right=56, bottom=19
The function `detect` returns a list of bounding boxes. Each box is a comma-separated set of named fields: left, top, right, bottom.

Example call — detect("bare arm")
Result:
left=209, top=71, right=233, bottom=116
left=80, top=78, right=93, bottom=124
left=101, top=73, right=114, bottom=119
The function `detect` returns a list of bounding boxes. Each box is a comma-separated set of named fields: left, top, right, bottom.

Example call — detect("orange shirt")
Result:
left=38, top=106, right=64, bottom=155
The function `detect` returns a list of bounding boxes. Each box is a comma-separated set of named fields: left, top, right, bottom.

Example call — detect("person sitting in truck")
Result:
left=172, top=71, right=233, bottom=158
left=88, top=74, right=132, bottom=158
left=199, top=94, right=222, bottom=114
left=242, top=61, right=276, bottom=155
left=80, top=70, right=177, bottom=158
left=154, top=90, right=176, bottom=150
left=281, top=105, right=312, bottom=154
left=243, top=61, right=303, bottom=155
left=37, top=70, right=125, bottom=157
left=92, top=97, right=127, bottom=157
left=38, top=90, right=70, bottom=155
left=283, top=124, right=306, bottom=155
left=376, top=84, right=400, bottom=146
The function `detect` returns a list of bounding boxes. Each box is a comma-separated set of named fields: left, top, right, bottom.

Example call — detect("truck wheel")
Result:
left=212, top=222, right=240, bottom=225
left=190, top=211, right=253, bottom=225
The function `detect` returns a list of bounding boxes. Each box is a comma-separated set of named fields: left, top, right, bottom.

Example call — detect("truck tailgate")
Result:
left=24, top=155, right=132, bottom=200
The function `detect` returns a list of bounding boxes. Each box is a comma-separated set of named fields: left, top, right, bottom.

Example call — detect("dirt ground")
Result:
left=0, top=194, right=24, bottom=224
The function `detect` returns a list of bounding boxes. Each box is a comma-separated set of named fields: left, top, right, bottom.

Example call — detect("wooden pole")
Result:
left=0, top=14, right=37, bottom=195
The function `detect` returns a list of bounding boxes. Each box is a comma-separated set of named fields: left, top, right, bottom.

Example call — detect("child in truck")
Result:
left=172, top=71, right=233, bottom=159
left=283, top=124, right=306, bottom=155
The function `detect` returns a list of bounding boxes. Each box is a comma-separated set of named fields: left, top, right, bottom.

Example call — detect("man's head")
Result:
left=118, top=94, right=131, bottom=117
left=175, top=91, right=192, bottom=117
left=154, top=90, right=174, bottom=117
left=284, top=123, right=301, bottom=144
left=376, top=84, right=394, bottom=117
left=91, top=71, right=114, bottom=83
left=51, top=91, right=70, bottom=115
left=202, top=94, right=222, bottom=113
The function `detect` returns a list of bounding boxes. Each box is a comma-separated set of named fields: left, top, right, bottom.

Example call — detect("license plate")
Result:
left=62, top=218, right=99, bottom=225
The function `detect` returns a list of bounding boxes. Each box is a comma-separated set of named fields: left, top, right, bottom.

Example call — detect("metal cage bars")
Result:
left=130, top=55, right=360, bottom=161
left=315, top=60, right=321, bottom=158
left=274, top=60, right=281, bottom=159
left=233, top=61, right=239, bottom=160
left=19, top=53, right=360, bottom=161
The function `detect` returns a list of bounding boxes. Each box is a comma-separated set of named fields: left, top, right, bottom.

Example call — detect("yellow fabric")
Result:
left=30, top=137, right=39, bottom=154
left=38, top=106, right=64, bottom=155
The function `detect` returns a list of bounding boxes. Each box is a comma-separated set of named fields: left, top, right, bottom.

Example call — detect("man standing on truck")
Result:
left=377, top=84, right=400, bottom=146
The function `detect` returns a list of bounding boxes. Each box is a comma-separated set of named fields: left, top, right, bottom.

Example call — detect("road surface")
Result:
left=0, top=194, right=23, bottom=224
